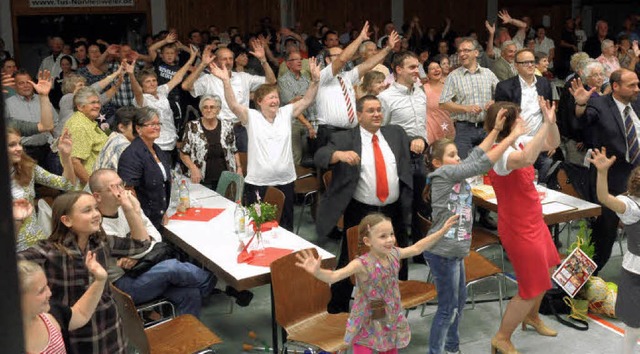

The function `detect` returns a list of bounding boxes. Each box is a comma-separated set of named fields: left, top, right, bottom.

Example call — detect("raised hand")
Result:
left=309, top=57, right=321, bottom=82
left=30, top=70, right=53, bottom=96
left=633, top=40, right=640, bottom=57
left=538, top=96, right=557, bottom=125
left=587, top=147, right=616, bottom=171
left=494, top=107, right=508, bottom=131
left=249, top=38, right=266, bottom=61
left=386, top=30, right=400, bottom=49
left=201, top=45, right=216, bottom=66
left=85, top=251, right=108, bottom=282
left=358, top=21, right=371, bottom=41
left=498, top=10, right=512, bottom=24
left=57, top=128, right=73, bottom=159
left=106, top=44, right=120, bottom=56
left=485, top=20, right=496, bottom=35
left=122, top=60, right=135, bottom=75
left=13, top=199, right=34, bottom=221
left=568, top=78, right=596, bottom=105
left=294, top=249, right=321, bottom=275
left=2, top=73, right=15, bottom=93
left=165, top=31, right=178, bottom=43
left=209, top=62, right=229, bottom=81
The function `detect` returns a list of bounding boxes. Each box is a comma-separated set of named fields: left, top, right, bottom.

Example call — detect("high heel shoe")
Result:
left=521, top=317, right=558, bottom=337
left=490, top=337, right=520, bottom=354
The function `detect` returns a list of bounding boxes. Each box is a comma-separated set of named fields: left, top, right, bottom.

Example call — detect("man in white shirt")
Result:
left=378, top=51, right=429, bottom=256
left=181, top=40, right=276, bottom=151
left=315, top=95, right=413, bottom=313
left=89, top=168, right=218, bottom=316
left=314, top=21, right=399, bottom=150
left=39, top=37, right=77, bottom=78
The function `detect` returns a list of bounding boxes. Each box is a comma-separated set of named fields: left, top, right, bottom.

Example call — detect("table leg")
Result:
left=271, top=285, right=279, bottom=353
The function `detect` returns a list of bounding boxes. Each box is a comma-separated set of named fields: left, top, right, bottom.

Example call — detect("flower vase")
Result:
left=253, top=230, right=265, bottom=254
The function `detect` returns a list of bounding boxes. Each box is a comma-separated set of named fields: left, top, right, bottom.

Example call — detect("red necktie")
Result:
left=337, top=76, right=356, bottom=124
left=372, top=134, right=389, bottom=202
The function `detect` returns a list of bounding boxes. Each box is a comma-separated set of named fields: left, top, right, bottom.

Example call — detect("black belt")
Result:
left=350, top=198, right=400, bottom=214
left=455, top=121, right=484, bottom=128
left=318, top=124, right=350, bottom=133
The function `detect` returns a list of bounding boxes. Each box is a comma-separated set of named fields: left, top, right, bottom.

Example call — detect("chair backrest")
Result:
left=416, top=212, right=433, bottom=236
left=556, top=167, right=581, bottom=199
left=270, top=248, right=331, bottom=330
left=215, top=171, right=245, bottom=202
left=264, top=186, right=285, bottom=223
left=238, top=152, right=248, bottom=177
left=109, top=284, right=150, bottom=354
left=322, top=170, right=333, bottom=190
left=346, top=225, right=370, bottom=285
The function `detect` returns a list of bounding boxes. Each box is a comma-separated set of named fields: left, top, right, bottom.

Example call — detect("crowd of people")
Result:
left=3, top=10, right=640, bottom=354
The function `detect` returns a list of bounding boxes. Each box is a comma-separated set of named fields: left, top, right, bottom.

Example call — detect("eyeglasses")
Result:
left=287, top=58, right=302, bottom=62
left=588, top=72, right=605, bottom=78
left=142, top=122, right=162, bottom=128
left=202, top=105, right=221, bottom=110
left=457, top=48, right=475, bottom=54
left=516, top=60, right=536, bottom=66
left=86, top=100, right=101, bottom=105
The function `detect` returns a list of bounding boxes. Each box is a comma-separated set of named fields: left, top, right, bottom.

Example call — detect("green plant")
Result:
left=568, top=219, right=595, bottom=258
left=247, top=201, right=277, bottom=228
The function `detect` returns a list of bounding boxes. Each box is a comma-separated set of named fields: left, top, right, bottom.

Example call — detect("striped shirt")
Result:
left=439, top=64, right=498, bottom=123
left=19, top=233, right=150, bottom=354
left=39, top=312, right=67, bottom=354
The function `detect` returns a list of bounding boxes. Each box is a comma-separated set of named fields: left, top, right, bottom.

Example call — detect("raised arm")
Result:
left=281, top=27, right=307, bottom=52
left=291, top=57, right=320, bottom=117
left=124, top=60, right=144, bottom=107
left=249, top=38, right=276, bottom=84
left=94, top=65, right=123, bottom=91
left=210, top=62, right=249, bottom=124
left=295, top=249, right=364, bottom=285
left=166, top=46, right=197, bottom=91
left=485, top=20, right=497, bottom=59
left=68, top=251, right=107, bottom=331
left=399, top=214, right=458, bottom=258
left=498, top=10, right=527, bottom=30
left=568, top=78, right=597, bottom=117
left=30, top=70, right=55, bottom=132
left=147, top=32, right=178, bottom=63
left=357, top=31, right=398, bottom=79
left=95, top=44, right=118, bottom=70
left=56, top=128, right=77, bottom=186
left=332, top=21, right=370, bottom=76
left=181, top=44, right=214, bottom=92
left=587, top=147, right=626, bottom=214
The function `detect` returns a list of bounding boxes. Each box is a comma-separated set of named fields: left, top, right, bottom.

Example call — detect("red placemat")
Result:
left=170, top=208, right=224, bottom=222
left=238, top=247, right=293, bottom=267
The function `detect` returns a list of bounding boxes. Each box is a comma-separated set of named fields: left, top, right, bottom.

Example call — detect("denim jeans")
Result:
left=423, top=251, right=466, bottom=354
left=114, top=258, right=216, bottom=317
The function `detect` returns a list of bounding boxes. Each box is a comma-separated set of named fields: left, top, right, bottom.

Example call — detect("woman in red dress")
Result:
left=485, top=99, right=562, bottom=354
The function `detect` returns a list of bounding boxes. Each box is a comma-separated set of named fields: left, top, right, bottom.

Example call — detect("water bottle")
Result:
left=178, top=180, right=190, bottom=212
left=235, top=200, right=246, bottom=235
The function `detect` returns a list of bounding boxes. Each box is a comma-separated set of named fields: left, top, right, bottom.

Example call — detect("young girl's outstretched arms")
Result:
left=587, top=147, right=626, bottom=214
left=399, top=214, right=459, bottom=259
left=295, top=249, right=365, bottom=285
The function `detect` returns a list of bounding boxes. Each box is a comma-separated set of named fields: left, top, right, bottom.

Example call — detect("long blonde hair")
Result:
left=8, top=127, right=36, bottom=187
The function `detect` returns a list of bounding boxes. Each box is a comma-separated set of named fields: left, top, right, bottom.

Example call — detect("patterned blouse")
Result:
left=180, top=119, right=238, bottom=179
left=64, top=111, right=109, bottom=177
left=19, top=233, right=151, bottom=354
left=94, top=132, right=131, bottom=171
left=12, top=165, right=76, bottom=251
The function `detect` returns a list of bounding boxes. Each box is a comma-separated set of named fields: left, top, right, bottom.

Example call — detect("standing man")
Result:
left=571, top=68, right=640, bottom=274
left=378, top=51, right=429, bottom=256
left=314, top=21, right=399, bottom=150
left=490, top=40, right=518, bottom=81
left=182, top=40, right=276, bottom=152
left=315, top=95, right=413, bottom=313
left=584, top=20, right=613, bottom=59
left=495, top=48, right=554, bottom=181
left=440, top=37, right=499, bottom=228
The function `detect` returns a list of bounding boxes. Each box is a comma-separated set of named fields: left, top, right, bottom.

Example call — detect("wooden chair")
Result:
left=345, top=226, right=437, bottom=317
left=238, top=152, right=248, bottom=177
left=471, top=227, right=505, bottom=270
left=264, top=186, right=285, bottom=224
left=110, top=284, right=222, bottom=354
left=270, top=249, right=349, bottom=353
left=215, top=171, right=244, bottom=202
left=321, top=170, right=344, bottom=230
left=416, top=213, right=504, bottom=315
left=294, top=167, right=320, bottom=233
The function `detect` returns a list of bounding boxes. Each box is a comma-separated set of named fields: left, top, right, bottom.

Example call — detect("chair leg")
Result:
left=296, top=199, right=307, bottom=234
left=497, top=275, right=504, bottom=315
left=565, top=221, right=573, bottom=251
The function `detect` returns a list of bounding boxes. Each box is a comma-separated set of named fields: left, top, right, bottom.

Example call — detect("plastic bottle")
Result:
left=178, top=180, right=190, bottom=212
left=235, top=200, right=246, bottom=235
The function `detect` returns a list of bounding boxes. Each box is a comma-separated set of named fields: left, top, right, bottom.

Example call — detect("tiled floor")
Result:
left=195, top=207, right=629, bottom=354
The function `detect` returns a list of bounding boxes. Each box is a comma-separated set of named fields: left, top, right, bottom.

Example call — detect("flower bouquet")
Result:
left=245, top=192, right=278, bottom=252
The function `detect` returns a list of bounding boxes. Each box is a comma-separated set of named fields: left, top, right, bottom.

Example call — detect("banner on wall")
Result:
left=29, top=0, right=134, bottom=7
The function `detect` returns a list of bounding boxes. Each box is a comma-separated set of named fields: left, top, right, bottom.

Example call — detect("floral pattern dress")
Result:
left=344, top=247, right=410, bottom=351
left=12, top=165, right=77, bottom=251
left=180, top=119, right=238, bottom=179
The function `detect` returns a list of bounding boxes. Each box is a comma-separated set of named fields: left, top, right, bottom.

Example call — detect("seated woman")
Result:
left=180, top=94, right=242, bottom=190
left=94, top=106, right=137, bottom=171
left=210, top=57, right=321, bottom=231
left=118, top=107, right=171, bottom=230
left=19, top=191, right=151, bottom=354
left=10, top=127, right=77, bottom=251
left=19, top=253, right=107, bottom=353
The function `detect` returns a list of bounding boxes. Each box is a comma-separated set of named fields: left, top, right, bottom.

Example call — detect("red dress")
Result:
left=489, top=164, right=561, bottom=299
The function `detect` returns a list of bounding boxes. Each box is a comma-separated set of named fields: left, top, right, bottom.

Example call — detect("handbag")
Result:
left=539, top=288, right=589, bottom=331
left=125, top=242, right=176, bottom=278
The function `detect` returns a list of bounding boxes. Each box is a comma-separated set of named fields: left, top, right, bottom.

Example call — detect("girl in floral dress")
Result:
left=296, top=213, right=458, bottom=353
